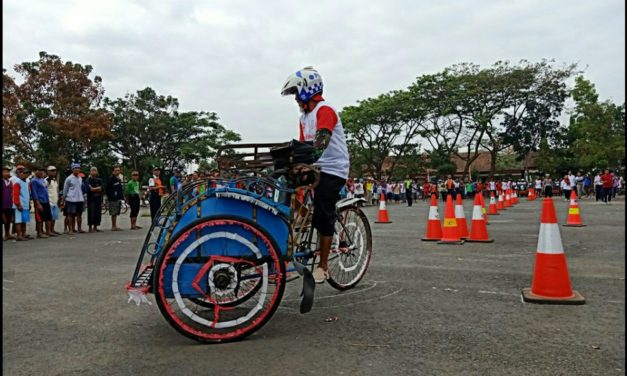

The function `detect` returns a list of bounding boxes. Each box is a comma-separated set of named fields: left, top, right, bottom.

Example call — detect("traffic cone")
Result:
left=454, top=193, right=469, bottom=239
left=479, top=193, right=489, bottom=225
left=467, top=194, right=494, bottom=243
left=514, top=190, right=519, bottom=204
left=421, top=194, right=442, bottom=241
left=563, top=190, right=586, bottom=227
left=497, top=191, right=505, bottom=210
left=487, top=191, right=499, bottom=215
left=438, top=194, right=464, bottom=244
left=504, top=189, right=512, bottom=207
left=512, top=190, right=517, bottom=204
left=521, top=198, right=585, bottom=304
left=375, top=192, right=392, bottom=224
left=527, top=189, right=533, bottom=201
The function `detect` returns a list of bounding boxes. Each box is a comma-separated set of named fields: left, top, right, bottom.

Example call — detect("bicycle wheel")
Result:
left=154, top=216, right=285, bottom=343
left=121, top=201, right=129, bottom=214
left=101, top=202, right=108, bottom=214
left=326, top=207, right=372, bottom=290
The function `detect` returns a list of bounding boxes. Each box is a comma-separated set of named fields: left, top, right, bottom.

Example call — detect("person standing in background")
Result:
left=125, top=170, right=142, bottom=230
left=600, top=169, right=613, bottom=204
left=2, top=166, right=15, bottom=241
left=582, top=173, right=592, bottom=199
left=31, top=167, right=54, bottom=238
left=106, top=166, right=124, bottom=231
left=169, top=168, right=183, bottom=194
left=86, top=167, right=104, bottom=233
left=63, top=163, right=85, bottom=234
left=12, top=167, right=32, bottom=241
left=575, top=172, right=584, bottom=197
left=45, top=166, right=62, bottom=235
left=148, top=166, right=165, bottom=220
left=404, top=177, right=413, bottom=207
left=542, top=174, right=554, bottom=198
left=561, top=175, right=571, bottom=201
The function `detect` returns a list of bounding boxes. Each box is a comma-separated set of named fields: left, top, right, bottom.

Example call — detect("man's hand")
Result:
left=35, top=202, right=43, bottom=212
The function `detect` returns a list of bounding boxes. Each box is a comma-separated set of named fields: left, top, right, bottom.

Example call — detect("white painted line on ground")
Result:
left=478, top=290, right=518, bottom=296
left=282, top=281, right=379, bottom=302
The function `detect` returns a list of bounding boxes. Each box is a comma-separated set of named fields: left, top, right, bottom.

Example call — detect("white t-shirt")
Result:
left=299, top=100, right=350, bottom=180
left=535, top=179, right=542, bottom=189
left=45, top=178, right=59, bottom=205
left=594, top=175, right=601, bottom=186
left=354, top=182, right=364, bottom=195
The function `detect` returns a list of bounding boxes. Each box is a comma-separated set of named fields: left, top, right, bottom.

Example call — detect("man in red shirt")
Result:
left=600, top=169, right=614, bottom=204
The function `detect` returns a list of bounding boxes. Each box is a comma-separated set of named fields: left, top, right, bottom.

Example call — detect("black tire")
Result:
left=326, top=207, right=373, bottom=291
left=154, top=215, right=285, bottom=343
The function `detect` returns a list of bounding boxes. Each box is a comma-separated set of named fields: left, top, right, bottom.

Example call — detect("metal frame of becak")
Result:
left=126, top=143, right=372, bottom=343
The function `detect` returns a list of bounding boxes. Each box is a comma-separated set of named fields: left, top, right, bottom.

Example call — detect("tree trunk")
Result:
left=489, top=149, right=498, bottom=179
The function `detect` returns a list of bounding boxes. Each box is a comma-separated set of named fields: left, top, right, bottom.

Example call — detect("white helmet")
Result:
left=281, top=66, right=323, bottom=103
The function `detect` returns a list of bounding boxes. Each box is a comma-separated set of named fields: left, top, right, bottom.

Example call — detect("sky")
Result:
left=3, top=0, right=625, bottom=144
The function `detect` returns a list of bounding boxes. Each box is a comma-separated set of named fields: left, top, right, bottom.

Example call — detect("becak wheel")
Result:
left=154, top=216, right=285, bottom=343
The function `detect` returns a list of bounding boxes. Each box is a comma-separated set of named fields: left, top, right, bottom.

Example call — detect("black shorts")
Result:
left=312, top=172, right=346, bottom=237
left=66, top=201, right=84, bottom=215
left=2, top=208, right=13, bottom=224
left=35, top=202, right=53, bottom=222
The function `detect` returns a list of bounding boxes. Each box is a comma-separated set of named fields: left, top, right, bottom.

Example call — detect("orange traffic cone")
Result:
left=487, top=191, right=499, bottom=215
left=455, top=193, right=469, bottom=239
left=514, top=190, right=519, bottom=204
left=563, top=190, right=586, bottom=227
left=375, top=192, right=392, bottom=224
left=467, top=194, right=494, bottom=243
left=527, top=189, right=533, bottom=201
left=421, top=194, right=442, bottom=241
left=479, top=193, right=489, bottom=225
left=512, top=190, right=517, bottom=204
left=438, top=194, right=464, bottom=244
left=504, top=189, right=512, bottom=207
left=521, top=198, right=585, bottom=304
left=497, top=191, right=505, bottom=210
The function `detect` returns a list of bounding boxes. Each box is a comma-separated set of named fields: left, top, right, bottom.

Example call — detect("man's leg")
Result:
left=317, top=235, right=333, bottom=271
left=112, top=215, right=117, bottom=230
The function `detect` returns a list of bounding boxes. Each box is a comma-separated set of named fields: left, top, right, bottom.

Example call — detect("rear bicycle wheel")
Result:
left=154, top=216, right=285, bottom=343
left=326, top=207, right=372, bottom=290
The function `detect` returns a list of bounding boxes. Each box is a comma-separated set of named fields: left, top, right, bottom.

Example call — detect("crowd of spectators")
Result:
left=338, top=170, right=624, bottom=207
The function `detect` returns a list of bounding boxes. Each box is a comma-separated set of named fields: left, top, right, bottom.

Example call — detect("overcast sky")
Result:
left=3, top=0, right=625, bottom=144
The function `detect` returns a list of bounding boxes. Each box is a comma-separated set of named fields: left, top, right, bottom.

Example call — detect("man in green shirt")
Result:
left=169, top=168, right=182, bottom=194
left=125, top=170, right=142, bottom=230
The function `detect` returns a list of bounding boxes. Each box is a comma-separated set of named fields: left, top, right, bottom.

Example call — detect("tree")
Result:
left=567, top=77, right=625, bottom=172
left=2, top=52, right=112, bottom=168
left=105, top=87, right=241, bottom=179
left=341, top=90, right=424, bottom=180
left=500, top=60, right=579, bottom=175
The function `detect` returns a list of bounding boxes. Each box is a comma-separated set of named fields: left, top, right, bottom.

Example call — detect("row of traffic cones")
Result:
left=421, top=193, right=493, bottom=243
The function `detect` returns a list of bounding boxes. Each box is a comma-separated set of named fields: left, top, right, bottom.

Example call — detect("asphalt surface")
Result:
left=3, top=197, right=625, bottom=375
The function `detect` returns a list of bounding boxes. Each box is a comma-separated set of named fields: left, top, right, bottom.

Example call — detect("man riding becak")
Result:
left=281, top=66, right=350, bottom=284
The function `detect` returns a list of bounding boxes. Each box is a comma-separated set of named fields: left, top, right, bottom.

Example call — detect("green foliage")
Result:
left=567, top=77, right=625, bottom=172
left=341, top=90, right=425, bottom=180
left=105, top=87, right=240, bottom=179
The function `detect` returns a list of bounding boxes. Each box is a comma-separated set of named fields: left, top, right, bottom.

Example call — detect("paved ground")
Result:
left=3, top=197, right=625, bottom=375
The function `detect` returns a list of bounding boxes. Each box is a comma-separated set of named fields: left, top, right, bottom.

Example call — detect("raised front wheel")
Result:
left=326, top=207, right=373, bottom=290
